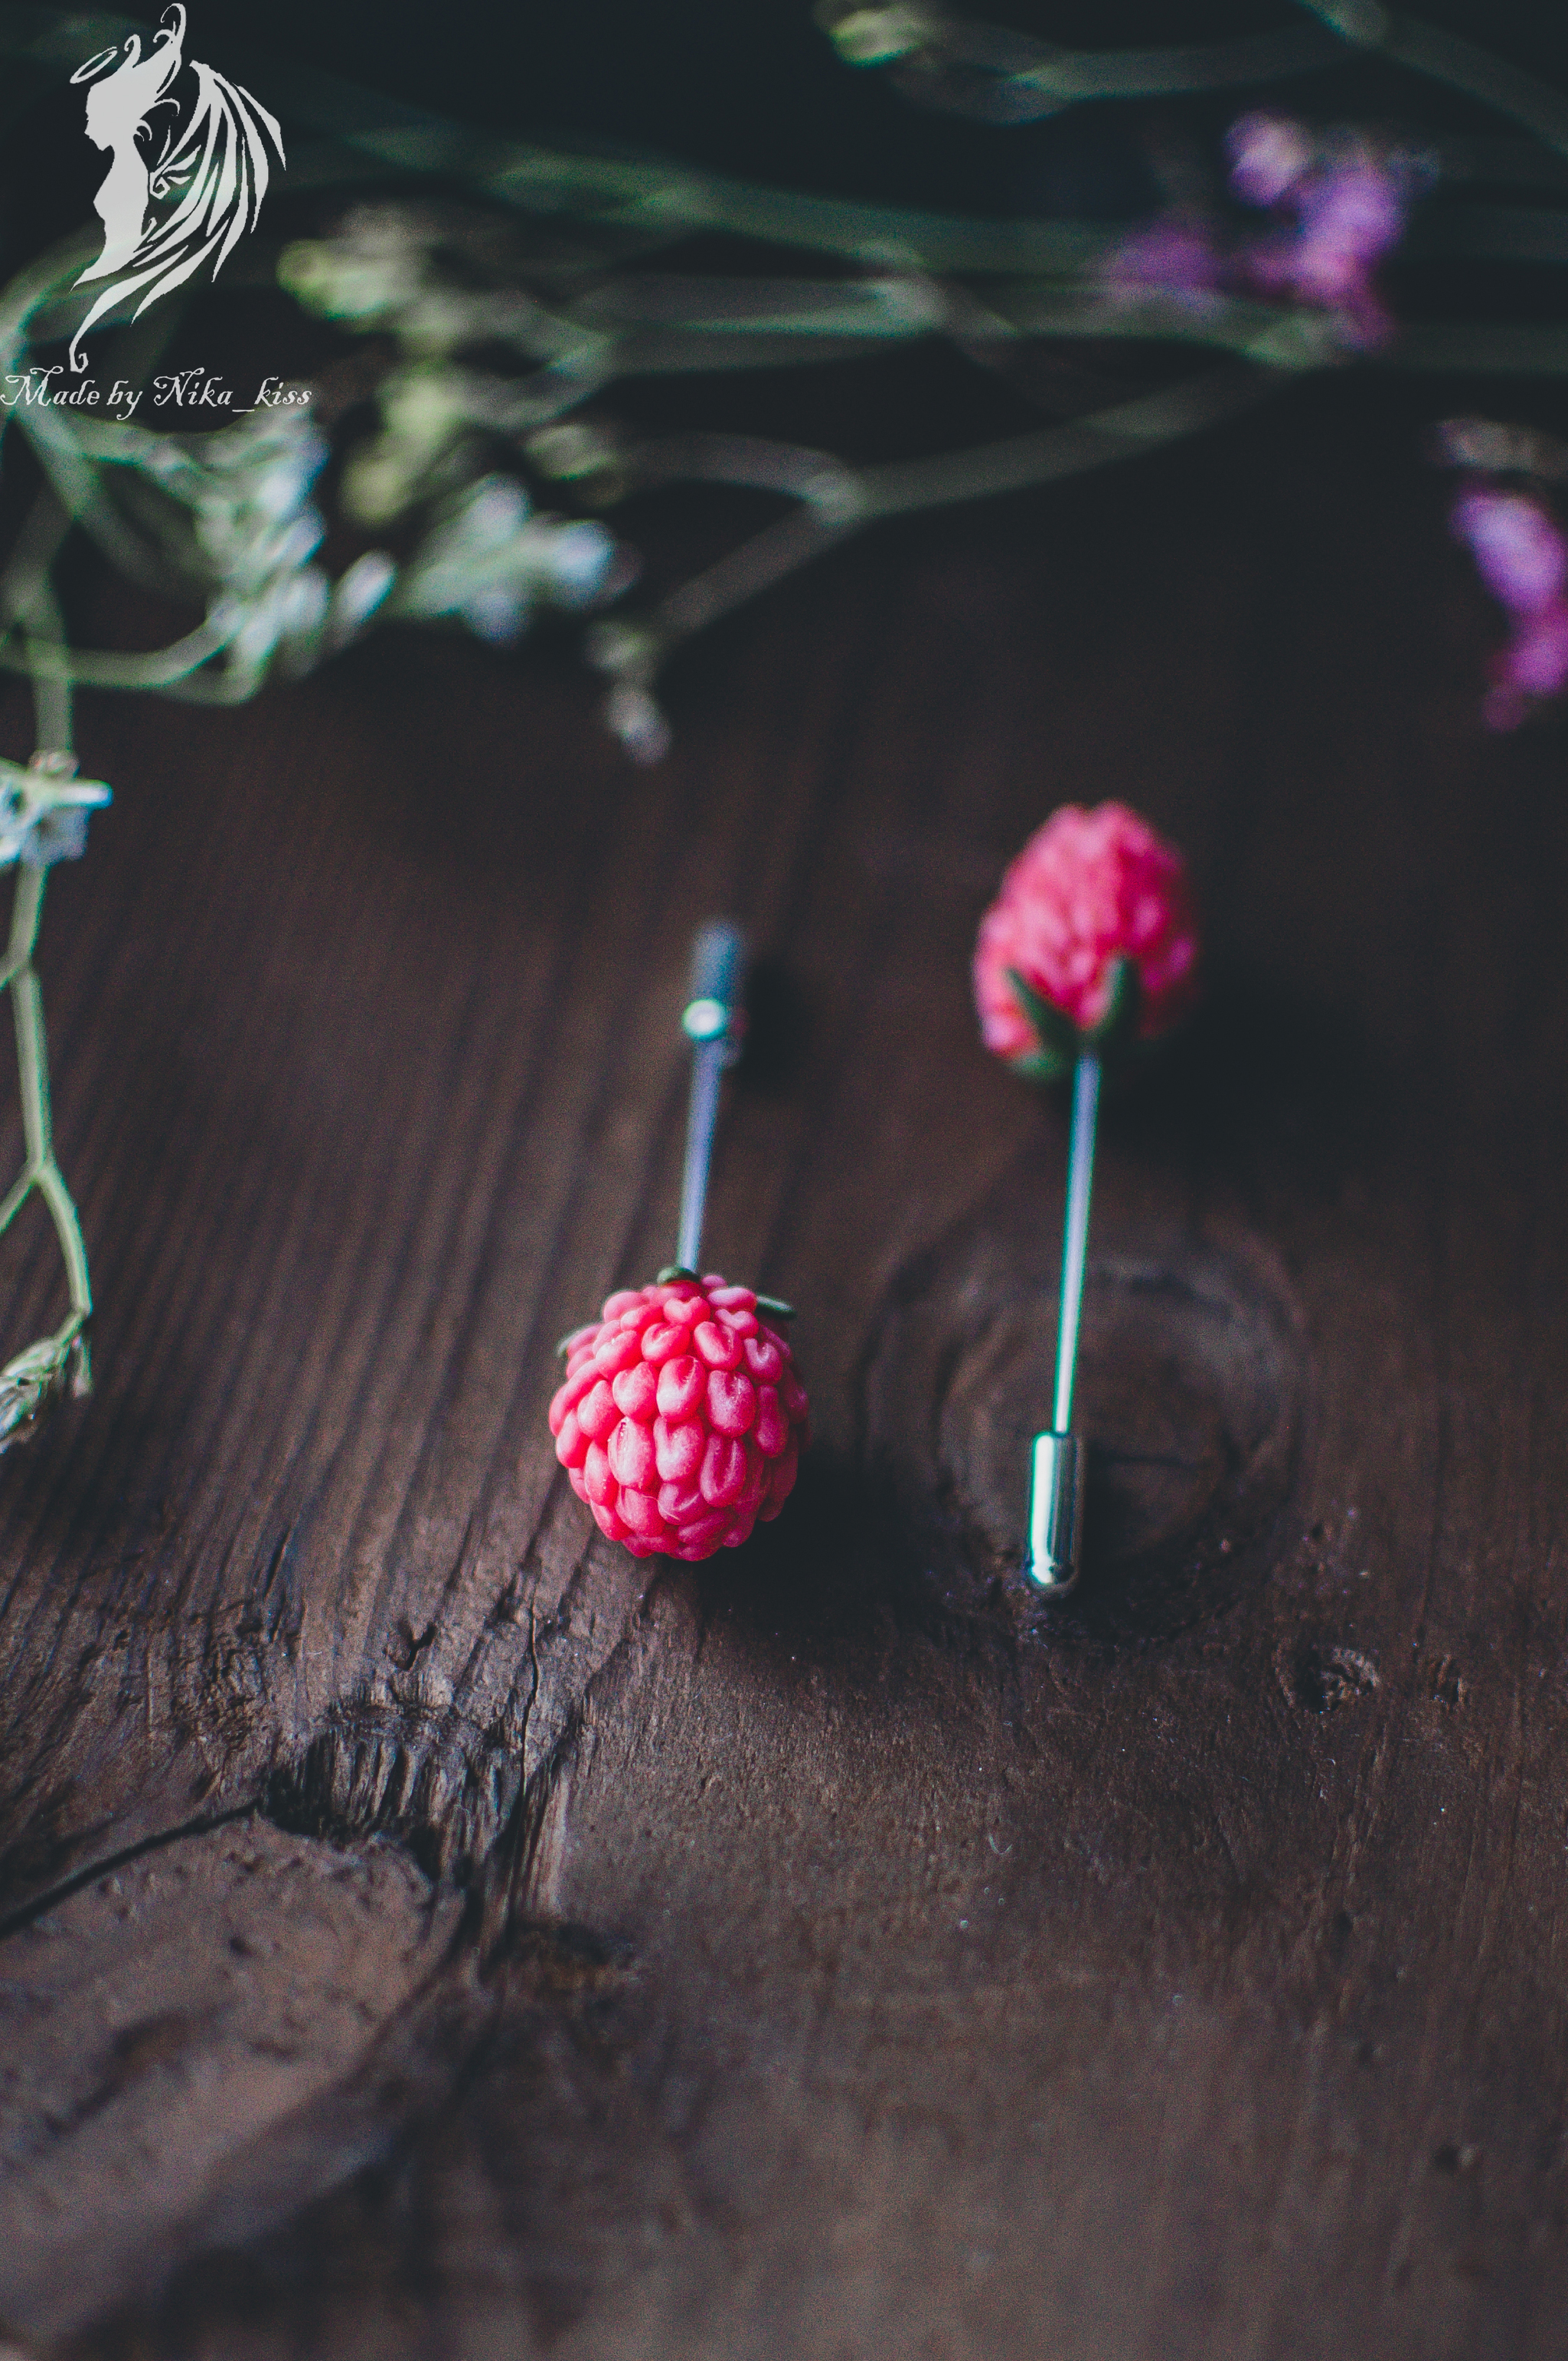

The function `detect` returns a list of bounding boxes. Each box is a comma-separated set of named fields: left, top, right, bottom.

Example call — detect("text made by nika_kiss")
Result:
left=0, top=368, right=309, bottom=418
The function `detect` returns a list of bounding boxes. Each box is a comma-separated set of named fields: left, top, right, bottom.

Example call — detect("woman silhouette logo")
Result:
left=69, top=5, right=284, bottom=371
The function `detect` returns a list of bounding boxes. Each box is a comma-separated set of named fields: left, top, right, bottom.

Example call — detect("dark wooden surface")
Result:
left=4, top=374, right=1568, bottom=2358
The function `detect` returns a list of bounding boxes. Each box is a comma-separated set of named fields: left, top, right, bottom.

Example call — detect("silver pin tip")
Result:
left=1024, top=1430, right=1084, bottom=1594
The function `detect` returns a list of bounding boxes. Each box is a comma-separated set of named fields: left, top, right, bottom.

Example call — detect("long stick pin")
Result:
left=676, top=919, right=747, bottom=1273
left=1026, top=1049, right=1099, bottom=1591
left=972, top=803, right=1202, bottom=1600
left=549, top=921, right=810, bottom=1564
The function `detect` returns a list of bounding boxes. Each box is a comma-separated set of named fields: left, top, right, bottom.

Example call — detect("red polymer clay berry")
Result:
left=972, top=800, right=1200, bottom=1070
left=547, top=1273, right=809, bottom=1561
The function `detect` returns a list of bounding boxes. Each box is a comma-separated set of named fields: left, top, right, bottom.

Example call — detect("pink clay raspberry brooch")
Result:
left=974, top=800, right=1200, bottom=1071
left=973, top=801, right=1200, bottom=1595
left=549, top=924, right=809, bottom=1561
left=550, top=1276, right=808, bottom=1560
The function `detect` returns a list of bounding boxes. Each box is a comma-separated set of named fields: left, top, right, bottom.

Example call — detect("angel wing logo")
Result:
left=68, top=5, right=284, bottom=371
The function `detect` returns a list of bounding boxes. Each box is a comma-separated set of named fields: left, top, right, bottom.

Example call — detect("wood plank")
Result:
left=2, top=379, right=1567, bottom=2356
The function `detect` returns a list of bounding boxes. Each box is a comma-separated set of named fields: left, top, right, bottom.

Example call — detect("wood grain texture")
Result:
left=4, top=375, right=1568, bottom=2358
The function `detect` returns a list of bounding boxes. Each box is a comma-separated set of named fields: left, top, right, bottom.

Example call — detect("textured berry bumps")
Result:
left=973, top=800, right=1200, bottom=1076
left=549, top=1273, right=808, bottom=1561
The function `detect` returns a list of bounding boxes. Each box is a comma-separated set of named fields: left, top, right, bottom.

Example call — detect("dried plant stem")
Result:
left=0, top=618, right=230, bottom=694
left=618, top=361, right=1276, bottom=678
left=0, top=862, right=93, bottom=1375
left=817, top=0, right=1568, bottom=163
left=1298, top=1, right=1568, bottom=165
left=0, top=511, right=94, bottom=1439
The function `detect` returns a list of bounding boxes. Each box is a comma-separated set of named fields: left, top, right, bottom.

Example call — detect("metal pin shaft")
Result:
left=676, top=921, right=746, bottom=1272
left=1026, top=1051, right=1101, bottom=1593
left=1053, top=1051, right=1101, bottom=1434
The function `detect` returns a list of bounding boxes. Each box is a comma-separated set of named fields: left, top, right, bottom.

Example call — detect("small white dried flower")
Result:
left=603, top=683, right=672, bottom=765
left=278, top=211, right=425, bottom=325
left=0, top=752, right=111, bottom=868
left=393, top=474, right=623, bottom=645
left=328, top=550, right=400, bottom=646
left=0, top=1333, right=87, bottom=1454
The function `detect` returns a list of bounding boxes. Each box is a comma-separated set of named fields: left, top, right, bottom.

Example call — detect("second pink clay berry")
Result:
left=550, top=1272, right=809, bottom=1561
left=972, top=800, right=1200, bottom=1077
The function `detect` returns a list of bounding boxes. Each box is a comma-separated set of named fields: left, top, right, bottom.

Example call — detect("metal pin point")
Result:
left=670, top=921, right=747, bottom=1276
left=1025, top=1051, right=1101, bottom=1594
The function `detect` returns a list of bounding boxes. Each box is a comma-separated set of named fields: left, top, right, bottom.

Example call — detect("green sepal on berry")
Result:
left=1004, top=957, right=1143, bottom=1081
left=1004, top=969, right=1077, bottom=1081
left=1085, top=957, right=1142, bottom=1058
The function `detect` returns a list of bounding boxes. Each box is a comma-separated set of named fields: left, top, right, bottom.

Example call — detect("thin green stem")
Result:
left=1299, top=0, right=1568, bottom=165
left=35, top=1164, right=93, bottom=1321
left=15, top=403, right=195, bottom=594
left=0, top=615, right=230, bottom=691
left=14, top=955, right=53, bottom=1168
left=2, top=859, right=90, bottom=1313
left=2, top=858, right=43, bottom=992
left=0, top=855, right=95, bottom=1422
left=624, top=360, right=1281, bottom=679
left=0, top=1166, right=31, bottom=1233
left=0, top=448, right=99, bottom=1429
left=20, top=570, right=73, bottom=754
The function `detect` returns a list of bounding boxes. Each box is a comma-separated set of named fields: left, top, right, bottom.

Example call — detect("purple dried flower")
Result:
left=1294, top=169, right=1406, bottom=290
left=1450, top=489, right=1567, bottom=616
left=1228, top=119, right=1414, bottom=349
left=1507, top=605, right=1568, bottom=693
left=1105, top=220, right=1223, bottom=304
left=1226, top=115, right=1312, bottom=209
left=1451, top=485, right=1568, bottom=729
left=1109, top=118, right=1415, bottom=349
left=1484, top=603, right=1568, bottom=732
